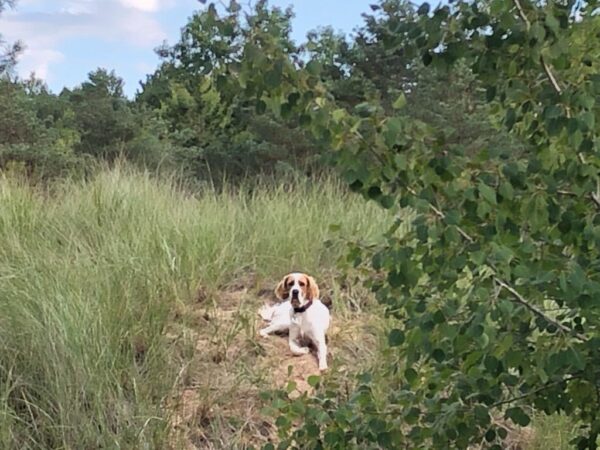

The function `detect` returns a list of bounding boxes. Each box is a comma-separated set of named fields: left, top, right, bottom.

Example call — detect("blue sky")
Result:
left=0, top=1, right=371, bottom=97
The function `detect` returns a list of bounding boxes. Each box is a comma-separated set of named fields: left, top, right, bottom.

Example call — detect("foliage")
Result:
left=1, top=0, right=510, bottom=186
left=0, top=79, right=93, bottom=180
left=0, top=0, right=22, bottom=76
left=195, top=0, right=600, bottom=448
left=137, top=0, right=323, bottom=181
left=64, top=69, right=138, bottom=159
left=0, top=69, right=176, bottom=180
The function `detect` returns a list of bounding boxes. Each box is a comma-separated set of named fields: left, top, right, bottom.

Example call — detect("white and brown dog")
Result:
left=258, top=272, right=330, bottom=371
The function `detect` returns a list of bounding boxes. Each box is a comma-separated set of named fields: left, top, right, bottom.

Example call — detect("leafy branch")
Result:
left=491, top=373, right=583, bottom=408
left=513, top=0, right=570, bottom=115
left=493, top=278, right=588, bottom=342
left=411, top=186, right=588, bottom=343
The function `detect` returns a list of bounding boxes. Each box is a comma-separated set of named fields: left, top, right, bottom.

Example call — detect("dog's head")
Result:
left=275, top=272, right=320, bottom=309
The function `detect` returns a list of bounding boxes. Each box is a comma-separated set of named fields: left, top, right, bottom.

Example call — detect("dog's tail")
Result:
left=258, top=303, right=275, bottom=321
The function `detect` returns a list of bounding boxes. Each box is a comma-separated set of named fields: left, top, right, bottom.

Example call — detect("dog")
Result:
left=258, top=272, right=331, bottom=371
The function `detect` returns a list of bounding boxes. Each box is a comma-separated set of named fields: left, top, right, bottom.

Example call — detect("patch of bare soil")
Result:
left=166, top=276, right=380, bottom=449
left=258, top=327, right=321, bottom=397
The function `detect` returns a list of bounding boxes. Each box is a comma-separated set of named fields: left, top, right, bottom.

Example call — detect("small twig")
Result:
left=376, top=374, right=583, bottom=417
left=407, top=187, right=475, bottom=243
left=557, top=189, right=576, bottom=196
left=539, top=307, right=570, bottom=312
left=494, top=277, right=588, bottom=342
left=574, top=155, right=600, bottom=210
left=513, top=0, right=569, bottom=116
left=557, top=188, right=600, bottom=212
left=402, top=188, right=586, bottom=342
left=491, top=374, right=582, bottom=408
left=541, top=60, right=564, bottom=96
left=431, top=203, right=475, bottom=243
left=513, top=0, right=531, bottom=27
left=591, top=193, right=600, bottom=210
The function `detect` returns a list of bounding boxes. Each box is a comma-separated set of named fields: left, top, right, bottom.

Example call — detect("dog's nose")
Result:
left=291, top=289, right=299, bottom=297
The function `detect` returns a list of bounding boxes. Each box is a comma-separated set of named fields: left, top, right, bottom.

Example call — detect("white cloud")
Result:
left=18, top=48, right=65, bottom=80
left=119, top=0, right=160, bottom=12
left=0, top=0, right=168, bottom=81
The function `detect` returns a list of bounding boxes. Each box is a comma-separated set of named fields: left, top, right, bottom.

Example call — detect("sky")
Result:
left=0, top=0, right=371, bottom=97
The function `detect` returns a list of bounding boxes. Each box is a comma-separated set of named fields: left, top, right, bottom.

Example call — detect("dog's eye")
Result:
left=287, top=281, right=294, bottom=288
left=299, top=281, right=306, bottom=287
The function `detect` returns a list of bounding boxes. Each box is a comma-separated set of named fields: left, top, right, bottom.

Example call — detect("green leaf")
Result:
left=566, top=347, right=585, bottom=370
left=417, top=2, right=430, bottom=15
left=385, top=117, right=403, bottom=147
left=379, top=195, right=395, bottom=209
left=394, top=154, right=407, bottom=170
left=332, top=108, right=346, bottom=123
left=256, top=100, right=266, bottom=114
left=355, top=102, right=378, bottom=118
left=474, top=405, right=490, bottom=425
left=275, top=415, right=290, bottom=428
left=388, top=329, right=405, bottom=347
left=505, top=407, right=530, bottom=427
left=305, top=423, right=319, bottom=438
left=228, top=0, right=241, bottom=12
left=368, top=186, right=382, bottom=199
left=324, top=430, right=342, bottom=445
left=485, top=85, right=496, bottom=102
left=405, top=368, right=418, bottom=384
left=478, top=182, right=497, bottom=205
left=422, top=51, right=433, bottom=66
left=545, top=13, right=560, bottom=35
left=299, top=114, right=311, bottom=126
left=307, top=375, right=320, bottom=388
left=498, top=181, right=514, bottom=201
left=505, top=108, right=516, bottom=130
left=580, top=111, right=595, bottom=131
left=305, top=60, right=322, bottom=76
left=392, top=93, right=407, bottom=109
left=531, top=22, right=546, bottom=42
left=431, top=348, right=445, bottom=362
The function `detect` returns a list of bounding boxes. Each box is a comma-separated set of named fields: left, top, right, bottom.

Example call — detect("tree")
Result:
left=0, top=0, right=23, bottom=76
left=0, top=77, right=92, bottom=180
left=198, top=0, right=600, bottom=447
left=0, top=79, right=43, bottom=145
left=66, top=69, right=136, bottom=160
left=137, top=0, right=324, bottom=182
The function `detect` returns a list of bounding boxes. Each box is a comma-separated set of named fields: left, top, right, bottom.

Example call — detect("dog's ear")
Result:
left=306, top=276, right=320, bottom=300
left=274, top=275, right=289, bottom=300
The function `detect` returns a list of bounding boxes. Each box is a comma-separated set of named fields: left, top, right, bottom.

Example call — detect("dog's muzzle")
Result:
left=291, top=289, right=300, bottom=307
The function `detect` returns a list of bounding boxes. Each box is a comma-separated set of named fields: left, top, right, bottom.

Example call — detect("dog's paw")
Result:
left=292, top=347, right=309, bottom=356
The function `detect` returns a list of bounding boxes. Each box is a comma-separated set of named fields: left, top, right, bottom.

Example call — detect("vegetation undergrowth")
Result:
left=0, top=166, right=391, bottom=449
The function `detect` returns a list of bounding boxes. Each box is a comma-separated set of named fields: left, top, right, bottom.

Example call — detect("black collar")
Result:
left=293, top=300, right=313, bottom=313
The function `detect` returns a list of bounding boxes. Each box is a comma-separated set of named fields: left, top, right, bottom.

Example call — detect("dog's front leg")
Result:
left=288, top=325, right=309, bottom=355
left=316, top=334, right=328, bottom=371
left=259, top=321, right=288, bottom=338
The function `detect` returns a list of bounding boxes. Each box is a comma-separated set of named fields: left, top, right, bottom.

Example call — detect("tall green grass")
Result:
left=0, top=167, right=391, bottom=449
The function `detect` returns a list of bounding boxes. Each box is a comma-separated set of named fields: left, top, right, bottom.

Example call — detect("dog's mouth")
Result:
left=291, top=294, right=300, bottom=307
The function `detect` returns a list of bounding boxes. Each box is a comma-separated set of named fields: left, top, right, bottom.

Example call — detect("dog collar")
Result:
left=293, top=300, right=313, bottom=313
